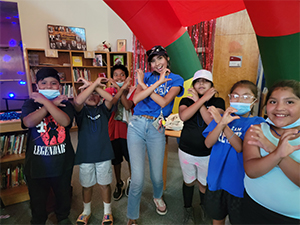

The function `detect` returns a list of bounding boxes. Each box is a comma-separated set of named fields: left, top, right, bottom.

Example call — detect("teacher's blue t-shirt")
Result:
left=134, top=72, right=184, bottom=118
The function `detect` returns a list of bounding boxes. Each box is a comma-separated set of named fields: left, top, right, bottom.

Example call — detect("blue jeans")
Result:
left=127, top=115, right=166, bottom=219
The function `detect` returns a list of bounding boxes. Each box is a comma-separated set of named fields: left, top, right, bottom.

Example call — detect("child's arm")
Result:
left=109, top=77, right=133, bottom=110
left=179, top=87, right=217, bottom=123
left=244, top=127, right=300, bottom=187
left=133, top=69, right=173, bottom=107
left=74, top=79, right=101, bottom=112
left=205, top=107, right=242, bottom=152
left=23, top=93, right=70, bottom=127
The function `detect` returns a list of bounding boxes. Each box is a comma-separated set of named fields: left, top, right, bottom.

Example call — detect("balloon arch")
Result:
left=104, top=0, right=299, bottom=88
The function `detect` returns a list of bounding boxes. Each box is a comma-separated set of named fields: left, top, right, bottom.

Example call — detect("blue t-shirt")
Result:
left=75, top=103, right=114, bottom=165
left=133, top=72, right=184, bottom=118
left=203, top=115, right=265, bottom=198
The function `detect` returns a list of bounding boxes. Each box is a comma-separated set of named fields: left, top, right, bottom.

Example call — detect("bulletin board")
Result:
left=47, top=24, right=87, bottom=51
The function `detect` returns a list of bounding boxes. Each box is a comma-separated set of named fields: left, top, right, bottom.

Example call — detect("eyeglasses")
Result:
left=228, top=94, right=256, bottom=101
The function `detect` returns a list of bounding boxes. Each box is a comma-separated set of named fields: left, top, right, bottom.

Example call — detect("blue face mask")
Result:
left=39, top=89, right=61, bottom=99
left=230, top=102, right=252, bottom=116
left=116, top=81, right=124, bottom=87
left=266, top=117, right=300, bottom=129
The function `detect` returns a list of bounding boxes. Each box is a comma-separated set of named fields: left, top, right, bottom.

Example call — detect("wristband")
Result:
left=228, top=133, right=235, bottom=141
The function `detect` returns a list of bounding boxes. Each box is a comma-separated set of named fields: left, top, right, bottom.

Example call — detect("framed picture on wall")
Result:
left=47, top=24, right=87, bottom=51
left=117, top=39, right=126, bottom=52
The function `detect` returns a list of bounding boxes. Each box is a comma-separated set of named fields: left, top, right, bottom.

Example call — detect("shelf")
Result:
left=0, top=153, right=25, bottom=163
left=29, top=65, right=71, bottom=68
left=0, top=185, right=29, bottom=206
left=0, top=120, right=23, bottom=133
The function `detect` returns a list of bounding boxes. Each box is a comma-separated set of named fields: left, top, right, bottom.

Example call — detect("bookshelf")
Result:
left=0, top=120, right=29, bottom=206
left=25, top=49, right=133, bottom=97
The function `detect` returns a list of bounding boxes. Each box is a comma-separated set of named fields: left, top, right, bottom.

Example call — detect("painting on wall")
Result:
left=47, top=24, right=87, bottom=51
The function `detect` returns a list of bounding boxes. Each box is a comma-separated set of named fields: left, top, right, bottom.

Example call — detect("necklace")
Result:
left=267, top=122, right=300, bottom=137
left=267, top=123, right=282, bottom=137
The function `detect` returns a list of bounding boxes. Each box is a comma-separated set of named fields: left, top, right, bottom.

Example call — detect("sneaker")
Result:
left=183, top=207, right=195, bottom=225
left=76, top=214, right=91, bottom=225
left=113, top=180, right=125, bottom=201
left=102, top=214, right=113, bottom=225
left=125, top=177, right=131, bottom=197
left=153, top=198, right=168, bottom=215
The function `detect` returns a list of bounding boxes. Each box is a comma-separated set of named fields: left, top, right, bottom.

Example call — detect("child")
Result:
left=74, top=77, right=117, bottom=225
left=178, top=69, right=225, bottom=224
left=242, top=80, right=300, bottom=224
left=202, top=80, right=265, bottom=224
left=126, top=45, right=184, bottom=225
left=21, top=67, right=75, bottom=224
left=105, top=64, right=135, bottom=201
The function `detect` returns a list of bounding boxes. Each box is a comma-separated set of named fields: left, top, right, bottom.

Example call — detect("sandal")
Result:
left=102, top=213, right=113, bottom=225
left=127, top=219, right=138, bottom=225
left=76, top=214, right=91, bottom=225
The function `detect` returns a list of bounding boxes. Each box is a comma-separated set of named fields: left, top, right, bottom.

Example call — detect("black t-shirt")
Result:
left=21, top=99, right=75, bottom=178
left=179, top=96, right=225, bottom=156
left=75, top=103, right=114, bottom=165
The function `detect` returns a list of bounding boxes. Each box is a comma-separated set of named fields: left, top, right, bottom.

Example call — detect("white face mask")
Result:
left=116, top=81, right=124, bottom=87
left=39, top=89, right=60, bottom=99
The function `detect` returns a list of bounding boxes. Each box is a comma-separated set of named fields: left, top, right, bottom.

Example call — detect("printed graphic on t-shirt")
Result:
left=218, top=126, right=242, bottom=144
left=148, top=83, right=170, bottom=96
left=33, top=115, right=66, bottom=156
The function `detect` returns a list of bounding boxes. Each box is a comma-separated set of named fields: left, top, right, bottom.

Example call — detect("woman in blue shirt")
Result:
left=126, top=46, right=184, bottom=225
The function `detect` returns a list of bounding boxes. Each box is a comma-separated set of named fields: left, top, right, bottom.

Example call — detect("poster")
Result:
left=48, top=24, right=87, bottom=51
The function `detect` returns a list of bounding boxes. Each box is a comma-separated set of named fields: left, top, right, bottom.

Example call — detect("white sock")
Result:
left=82, top=202, right=91, bottom=216
left=103, top=202, right=111, bottom=215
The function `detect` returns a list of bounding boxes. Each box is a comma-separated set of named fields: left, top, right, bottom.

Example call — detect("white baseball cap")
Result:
left=192, top=69, right=213, bottom=82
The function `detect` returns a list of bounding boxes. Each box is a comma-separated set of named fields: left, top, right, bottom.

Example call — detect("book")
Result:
left=18, top=134, right=25, bottom=154
left=113, top=55, right=124, bottom=65
left=72, top=56, right=83, bottom=66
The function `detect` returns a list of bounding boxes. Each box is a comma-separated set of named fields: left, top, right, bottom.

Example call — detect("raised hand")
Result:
left=276, top=129, right=300, bottom=158
left=94, top=77, right=108, bottom=87
left=109, top=78, right=120, bottom=90
left=121, top=77, right=132, bottom=91
left=207, top=105, right=222, bottom=123
left=187, top=87, right=199, bottom=102
left=220, top=107, right=240, bottom=125
left=77, top=77, right=92, bottom=90
left=202, top=87, right=217, bottom=102
left=31, top=92, right=48, bottom=105
left=136, top=69, right=145, bottom=86
left=52, top=95, right=68, bottom=107
left=248, top=124, right=276, bottom=153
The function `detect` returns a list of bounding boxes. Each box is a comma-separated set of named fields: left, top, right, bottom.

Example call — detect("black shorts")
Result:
left=204, top=188, right=242, bottom=224
left=111, top=138, right=129, bottom=165
left=242, top=190, right=300, bottom=224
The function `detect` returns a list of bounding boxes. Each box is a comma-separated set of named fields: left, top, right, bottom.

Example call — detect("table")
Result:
left=163, top=129, right=181, bottom=190
left=2, top=97, right=29, bottom=111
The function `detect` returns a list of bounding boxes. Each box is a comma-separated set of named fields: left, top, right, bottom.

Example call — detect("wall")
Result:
left=2, top=0, right=133, bottom=52
left=212, top=10, right=259, bottom=107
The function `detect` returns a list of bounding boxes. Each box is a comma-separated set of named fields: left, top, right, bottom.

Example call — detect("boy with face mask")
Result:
left=21, top=67, right=75, bottom=224
left=105, top=64, right=135, bottom=201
